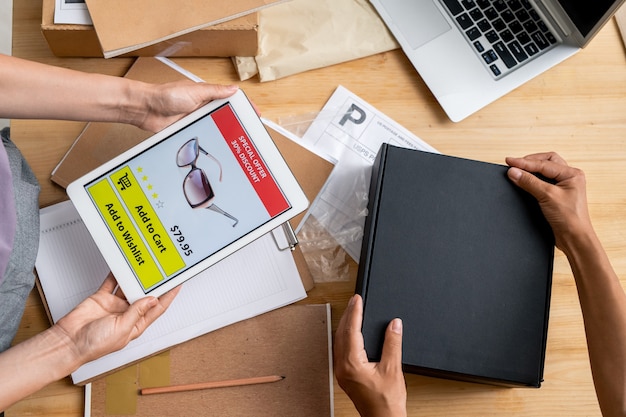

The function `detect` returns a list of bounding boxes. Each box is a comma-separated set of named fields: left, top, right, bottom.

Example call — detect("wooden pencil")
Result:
left=140, top=375, right=284, bottom=395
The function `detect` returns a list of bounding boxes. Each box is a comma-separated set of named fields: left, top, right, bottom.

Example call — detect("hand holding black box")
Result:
left=357, top=144, right=555, bottom=387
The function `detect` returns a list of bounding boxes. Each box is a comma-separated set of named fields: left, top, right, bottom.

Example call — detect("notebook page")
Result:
left=36, top=200, right=306, bottom=384
left=37, top=200, right=109, bottom=321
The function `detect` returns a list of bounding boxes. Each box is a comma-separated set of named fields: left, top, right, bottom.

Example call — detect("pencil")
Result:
left=140, top=375, right=285, bottom=395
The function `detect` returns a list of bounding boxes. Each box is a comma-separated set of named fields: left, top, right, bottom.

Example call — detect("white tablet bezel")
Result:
left=67, top=89, right=308, bottom=303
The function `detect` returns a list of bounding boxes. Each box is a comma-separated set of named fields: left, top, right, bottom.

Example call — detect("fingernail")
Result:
left=348, top=294, right=356, bottom=307
left=508, top=167, right=522, bottom=180
left=391, top=318, right=403, bottom=334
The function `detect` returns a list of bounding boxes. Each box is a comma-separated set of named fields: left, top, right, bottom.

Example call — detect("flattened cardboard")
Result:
left=83, top=0, right=288, bottom=58
left=357, top=144, right=555, bottom=387
left=90, top=304, right=333, bottom=417
left=50, top=57, right=334, bottom=290
left=41, top=0, right=260, bottom=58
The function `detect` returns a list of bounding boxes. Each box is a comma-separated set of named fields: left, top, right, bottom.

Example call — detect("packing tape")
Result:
left=104, top=351, right=171, bottom=415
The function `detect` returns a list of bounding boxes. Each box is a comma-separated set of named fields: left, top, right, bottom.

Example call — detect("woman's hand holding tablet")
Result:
left=67, top=89, right=308, bottom=302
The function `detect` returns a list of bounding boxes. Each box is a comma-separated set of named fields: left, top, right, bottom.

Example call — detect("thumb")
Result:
left=379, top=318, right=403, bottom=369
left=507, top=167, right=548, bottom=200
left=201, top=83, right=239, bottom=100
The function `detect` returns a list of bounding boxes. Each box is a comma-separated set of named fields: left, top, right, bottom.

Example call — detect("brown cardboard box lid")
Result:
left=41, top=0, right=260, bottom=58
left=84, top=0, right=289, bottom=58
left=42, top=0, right=259, bottom=32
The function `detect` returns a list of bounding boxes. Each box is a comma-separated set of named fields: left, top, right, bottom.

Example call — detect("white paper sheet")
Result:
left=299, top=85, right=438, bottom=164
left=36, top=200, right=306, bottom=384
left=54, top=0, right=92, bottom=25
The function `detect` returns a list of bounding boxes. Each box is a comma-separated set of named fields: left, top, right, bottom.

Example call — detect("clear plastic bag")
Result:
left=283, top=117, right=373, bottom=282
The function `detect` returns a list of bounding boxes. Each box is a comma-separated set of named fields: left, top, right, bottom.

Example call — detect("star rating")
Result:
left=133, top=166, right=162, bottom=202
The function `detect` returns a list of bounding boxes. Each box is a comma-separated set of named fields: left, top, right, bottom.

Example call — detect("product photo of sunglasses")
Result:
left=176, top=137, right=239, bottom=227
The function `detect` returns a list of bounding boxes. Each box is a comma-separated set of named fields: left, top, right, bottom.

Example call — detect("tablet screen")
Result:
left=85, top=103, right=291, bottom=293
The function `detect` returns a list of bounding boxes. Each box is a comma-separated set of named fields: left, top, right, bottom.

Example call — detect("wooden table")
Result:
left=8, top=0, right=626, bottom=415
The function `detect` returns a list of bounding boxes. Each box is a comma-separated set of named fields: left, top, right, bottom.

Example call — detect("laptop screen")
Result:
left=557, top=0, right=618, bottom=37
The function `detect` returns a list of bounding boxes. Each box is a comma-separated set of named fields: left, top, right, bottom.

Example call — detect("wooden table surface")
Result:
left=7, top=0, right=626, bottom=416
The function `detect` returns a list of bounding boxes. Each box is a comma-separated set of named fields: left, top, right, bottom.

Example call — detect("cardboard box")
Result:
left=357, top=144, right=554, bottom=387
left=41, top=0, right=259, bottom=58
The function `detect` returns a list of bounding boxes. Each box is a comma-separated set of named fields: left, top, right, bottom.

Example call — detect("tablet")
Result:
left=67, top=89, right=308, bottom=302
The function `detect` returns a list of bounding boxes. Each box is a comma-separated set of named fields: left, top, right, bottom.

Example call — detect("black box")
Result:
left=356, top=144, right=555, bottom=387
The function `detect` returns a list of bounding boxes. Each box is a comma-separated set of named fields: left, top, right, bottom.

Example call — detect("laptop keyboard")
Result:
left=440, top=0, right=558, bottom=78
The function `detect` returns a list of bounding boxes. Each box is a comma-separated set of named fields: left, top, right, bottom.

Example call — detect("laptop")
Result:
left=370, top=0, right=625, bottom=122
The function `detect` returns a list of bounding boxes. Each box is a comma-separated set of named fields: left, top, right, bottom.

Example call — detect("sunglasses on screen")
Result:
left=177, top=137, right=239, bottom=227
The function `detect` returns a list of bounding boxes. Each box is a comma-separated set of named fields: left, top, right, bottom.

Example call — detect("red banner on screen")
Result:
left=212, top=105, right=289, bottom=218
